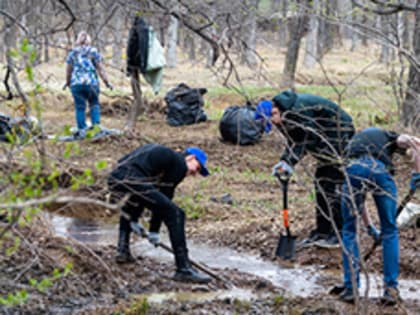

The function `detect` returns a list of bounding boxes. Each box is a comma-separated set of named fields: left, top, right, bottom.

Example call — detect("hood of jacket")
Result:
left=272, top=90, right=297, bottom=112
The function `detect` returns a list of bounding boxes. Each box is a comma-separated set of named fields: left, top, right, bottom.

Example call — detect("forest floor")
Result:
left=1, top=44, right=419, bottom=314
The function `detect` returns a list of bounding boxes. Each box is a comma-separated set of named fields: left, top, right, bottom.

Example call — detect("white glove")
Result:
left=271, top=161, right=293, bottom=177
left=148, top=232, right=160, bottom=246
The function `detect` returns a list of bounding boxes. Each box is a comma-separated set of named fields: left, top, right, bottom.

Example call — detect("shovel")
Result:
left=275, top=176, right=297, bottom=260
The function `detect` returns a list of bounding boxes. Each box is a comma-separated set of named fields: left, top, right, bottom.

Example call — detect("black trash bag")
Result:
left=165, top=83, right=208, bottom=126
left=219, top=105, right=265, bottom=145
left=0, top=114, right=12, bottom=142
left=0, top=113, right=37, bottom=143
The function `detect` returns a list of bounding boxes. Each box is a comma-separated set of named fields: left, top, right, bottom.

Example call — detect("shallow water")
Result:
left=51, top=215, right=420, bottom=301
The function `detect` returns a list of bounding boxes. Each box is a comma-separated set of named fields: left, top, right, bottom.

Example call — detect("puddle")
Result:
left=135, top=288, right=264, bottom=304
left=51, top=215, right=420, bottom=301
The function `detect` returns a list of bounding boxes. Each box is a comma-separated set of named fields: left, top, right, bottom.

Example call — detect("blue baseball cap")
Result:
left=185, top=147, right=210, bottom=177
left=255, top=100, right=273, bottom=133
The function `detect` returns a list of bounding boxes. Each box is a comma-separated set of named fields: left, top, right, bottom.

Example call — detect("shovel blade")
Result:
left=275, top=234, right=297, bottom=260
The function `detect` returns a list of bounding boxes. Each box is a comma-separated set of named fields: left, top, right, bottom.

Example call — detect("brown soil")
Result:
left=1, top=86, right=419, bottom=314
left=0, top=39, right=420, bottom=315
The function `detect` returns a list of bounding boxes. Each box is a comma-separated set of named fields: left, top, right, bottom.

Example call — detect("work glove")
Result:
left=409, top=172, right=420, bottom=191
left=147, top=232, right=160, bottom=247
left=367, top=224, right=380, bottom=243
left=129, top=222, right=148, bottom=238
left=271, top=161, right=293, bottom=181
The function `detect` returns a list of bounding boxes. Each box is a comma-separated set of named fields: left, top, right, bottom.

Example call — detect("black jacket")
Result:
left=109, top=144, right=187, bottom=232
left=126, top=17, right=149, bottom=74
left=272, top=91, right=355, bottom=166
left=345, top=128, right=402, bottom=174
left=110, top=143, right=187, bottom=199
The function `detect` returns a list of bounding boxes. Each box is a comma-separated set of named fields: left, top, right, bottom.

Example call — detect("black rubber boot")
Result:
left=115, top=229, right=135, bottom=264
left=173, top=248, right=211, bottom=284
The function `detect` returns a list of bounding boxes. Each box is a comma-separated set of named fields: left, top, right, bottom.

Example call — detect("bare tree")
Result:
left=166, top=10, right=179, bottom=68
left=240, top=0, right=259, bottom=68
left=303, top=0, right=319, bottom=68
left=282, top=0, right=308, bottom=87
left=352, top=0, right=419, bottom=129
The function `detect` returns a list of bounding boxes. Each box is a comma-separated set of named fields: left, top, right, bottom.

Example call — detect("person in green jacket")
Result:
left=271, top=90, right=355, bottom=248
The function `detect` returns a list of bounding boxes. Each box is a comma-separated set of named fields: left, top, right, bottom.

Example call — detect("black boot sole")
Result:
left=115, top=254, right=135, bottom=264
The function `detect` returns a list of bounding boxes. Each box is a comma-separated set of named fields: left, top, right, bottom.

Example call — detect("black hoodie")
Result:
left=272, top=91, right=355, bottom=166
left=126, top=17, right=149, bottom=74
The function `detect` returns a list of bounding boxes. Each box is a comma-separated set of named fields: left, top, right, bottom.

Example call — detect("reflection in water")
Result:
left=136, top=288, right=267, bottom=304
left=50, top=215, right=420, bottom=301
left=51, top=215, right=117, bottom=244
left=67, top=218, right=99, bottom=243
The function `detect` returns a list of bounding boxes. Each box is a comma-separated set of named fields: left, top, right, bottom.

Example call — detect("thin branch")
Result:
left=0, top=193, right=129, bottom=212
left=371, top=0, right=416, bottom=12
left=55, top=0, right=76, bottom=32
left=352, top=0, right=415, bottom=15
left=0, top=9, right=29, bottom=34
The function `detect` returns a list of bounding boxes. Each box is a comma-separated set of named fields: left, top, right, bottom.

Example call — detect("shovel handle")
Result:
left=283, top=208, right=289, bottom=229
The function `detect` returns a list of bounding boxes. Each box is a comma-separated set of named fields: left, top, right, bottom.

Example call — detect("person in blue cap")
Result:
left=108, top=143, right=211, bottom=283
left=270, top=90, right=355, bottom=248
left=255, top=99, right=273, bottom=134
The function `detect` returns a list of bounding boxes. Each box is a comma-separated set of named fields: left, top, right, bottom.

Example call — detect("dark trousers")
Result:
left=314, top=164, right=344, bottom=235
left=109, top=178, right=187, bottom=257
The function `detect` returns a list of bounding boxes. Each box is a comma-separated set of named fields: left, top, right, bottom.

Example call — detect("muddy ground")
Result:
left=1, top=92, right=419, bottom=315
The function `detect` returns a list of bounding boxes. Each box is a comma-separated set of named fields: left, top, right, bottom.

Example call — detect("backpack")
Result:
left=219, top=105, right=265, bottom=145
left=165, top=83, right=207, bottom=126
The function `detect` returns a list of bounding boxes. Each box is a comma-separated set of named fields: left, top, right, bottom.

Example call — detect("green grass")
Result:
left=207, top=85, right=277, bottom=100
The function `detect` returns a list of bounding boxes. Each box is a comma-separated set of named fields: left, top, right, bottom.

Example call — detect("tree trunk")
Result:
left=303, top=0, right=319, bottom=68
left=402, top=1, right=420, bottom=130
left=166, top=14, right=179, bottom=68
left=206, top=3, right=217, bottom=67
left=112, top=6, right=122, bottom=68
left=44, top=35, right=49, bottom=63
left=278, top=0, right=289, bottom=47
left=379, top=14, right=391, bottom=63
left=401, top=10, right=412, bottom=50
left=126, top=70, right=144, bottom=132
left=283, top=0, right=308, bottom=87
left=317, top=0, right=339, bottom=59
left=184, top=30, right=196, bottom=61
left=241, top=0, right=259, bottom=68
left=271, top=0, right=281, bottom=12
left=361, top=14, right=369, bottom=46
left=5, top=18, right=29, bottom=111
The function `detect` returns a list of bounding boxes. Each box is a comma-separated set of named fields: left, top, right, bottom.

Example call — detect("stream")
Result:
left=50, top=215, right=420, bottom=303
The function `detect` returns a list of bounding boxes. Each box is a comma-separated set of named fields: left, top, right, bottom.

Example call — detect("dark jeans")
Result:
left=108, top=177, right=187, bottom=256
left=314, top=164, right=344, bottom=235
left=341, top=156, right=398, bottom=289
left=70, top=84, right=100, bottom=130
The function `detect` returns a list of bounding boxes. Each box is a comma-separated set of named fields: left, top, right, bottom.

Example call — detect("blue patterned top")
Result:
left=66, top=46, right=102, bottom=86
